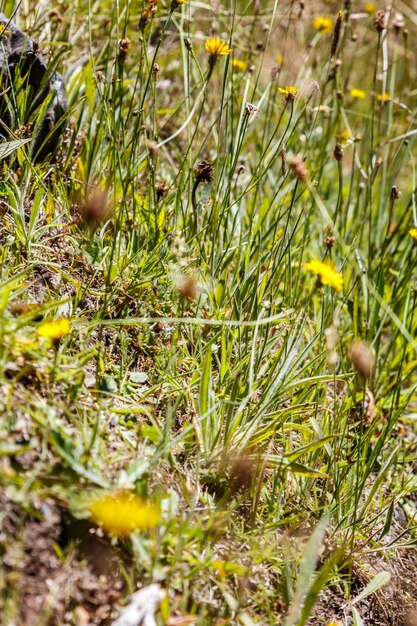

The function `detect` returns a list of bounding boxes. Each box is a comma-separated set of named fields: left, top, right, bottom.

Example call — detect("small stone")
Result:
left=73, top=605, right=90, bottom=626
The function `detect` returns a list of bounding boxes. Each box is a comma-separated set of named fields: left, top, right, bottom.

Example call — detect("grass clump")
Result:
left=1, top=1, right=417, bottom=624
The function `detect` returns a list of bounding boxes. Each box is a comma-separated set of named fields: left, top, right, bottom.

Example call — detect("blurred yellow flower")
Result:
left=278, top=85, right=298, bottom=96
left=364, top=2, right=375, bottom=13
left=339, top=129, right=351, bottom=143
left=275, top=55, right=283, bottom=65
left=278, top=85, right=299, bottom=102
left=350, top=88, right=366, bottom=99
left=304, top=259, right=343, bottom=293
left=377, top=93, right=391, bottom=102
left=205, top=37, right=232, bottom=57
left=409, top=229, right=417, bottom=240
left=313, top=17, right=333, bottom=34
left=89, top=492, right=161, bottom=536
left=37, top=318, right=71, bottom=340
left=232, top=59, right=247, bottom=72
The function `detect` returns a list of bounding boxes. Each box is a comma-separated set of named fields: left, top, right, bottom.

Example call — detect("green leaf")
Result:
left=352, top=606, right=364, bottom=626
left=287, top=462, right=329, bottom=478
left=283, top=514, right=329, bottom=626
left=285, top=436, right=336, bottom=462
left=0, top=138, right=31, bottom=160
left=351, top=571, right=391, bottom=605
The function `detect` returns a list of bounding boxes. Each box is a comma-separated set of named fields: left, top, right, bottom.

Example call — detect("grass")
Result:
left=1, top=0, right=417, bottom=624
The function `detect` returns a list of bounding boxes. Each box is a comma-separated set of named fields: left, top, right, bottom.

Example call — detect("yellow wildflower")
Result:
left=275, top=55, right=283, bottom=65
left=304, top=259, right=343, bottom=293
left=278, top=85, right=298, bottom=102
left=338, top=129, right=350, bottom=144
left=37, top=318, right=71, bottom=340
left=232, top=58, right=247, bottom=72
left=350, top=88, right=366, bottom=99
left=409, top=229, right=417, bottom=240
left=313, top=16, right=333, bottom=34
left=364, top=3, right=375, bottom=14
left=205, top=37, right=232, bottom=58
left=172, top=0, right=187, bottom=6
left=377, top=93, right=391, bottom=102
left=89, top=492, right=161, bottom=536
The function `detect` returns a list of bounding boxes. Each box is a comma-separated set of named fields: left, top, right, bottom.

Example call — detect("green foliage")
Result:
left=1, top=1, right=417, bottom=625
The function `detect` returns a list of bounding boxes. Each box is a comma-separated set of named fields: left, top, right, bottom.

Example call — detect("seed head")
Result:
left=117, top=38, right=130, bottom=63
left=281, top=144, right=287, bottom=177
left=334, top=143, right=344, bottom=161
left=178, top=276, right=198, bottom=301
left=194, top=160, right=214, bottom=185
left=81, top=188, right=113, bottom=231
left=349, top=340, right=376, bottom=380
left=374, top=10, right=387, bottom=33
left=393, top=12, right=405, bottom=36
left=139, top=0, right=157, bottom=31
left=289, top=156, right=309, bottom=182
left=331, top=12, right=344, bottom=58
left=390, top=185, right=401, bottom=201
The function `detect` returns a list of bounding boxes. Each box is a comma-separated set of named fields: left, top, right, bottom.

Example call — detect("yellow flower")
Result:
left=364, top=2, right=375, bottom=14
left=338, top=129, right=351, bottom=144
left=304, top=259, right=344, bottom=293
left=172, top=0, right=187, bottom=6
left=89, top=492, right=161, bottom=536
left=278, top=85, right=299, bottom=102
left=232, top=58, right=247, bottom=72
left=350, top=88, right=366, bottom=99
left=205, top=37, right=232, bottom=58
left=275, top=55, right=283, bottom=65
left=37, top=318, right=71, bottom=340
left=377, top=93, right=391, bottom=102
left=278, top=85, right=298, bottom=96
left=313, top=16, right=333, bottom=34
left=409, top=228, right=417, bottom=240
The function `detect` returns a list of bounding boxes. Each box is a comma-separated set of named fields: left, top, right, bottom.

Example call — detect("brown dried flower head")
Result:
left=334, top=143, right=344, bottom=161
left=81, top=188, right=113, bottom=230
left=194, top=160, right=214, bottom=185
left=289, top=156, right=309, bottom=182
left=374, top=10, right=387, bottom=33
left=118, top=38, right=130, bottom=63
left=178, top=276, right=198, bottom=301
left=155, top=180, right=169, bottom=201
left=390, top=185, right=401, bottom=201
left=349, top=340, right=376, bottom=380
left=331, top=11, right=344, bottom=58
left=139, top=0, right=157, bottom=31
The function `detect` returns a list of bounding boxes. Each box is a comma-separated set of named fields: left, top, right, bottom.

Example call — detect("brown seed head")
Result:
left=117, top=38, right=130, bottom=62
left=374, top=10, right=387, bottom=33
left=331, top=11, right=344, bottom=58
left=155, top=180, right=169, bottom=200
left=194, top=160, right=214, bottom=185
left=81, top=188, right=112, bottom=230
left=228, top=450, right=256, bottom=495
left=289, top=156, right=309, bottom=182
left=390, top=185, right=401, bottom=201
left=139, top=0, right=157, bottom=31
left=178, top=276, right=198, bottom=301
left=281, top=144, right=287, bottom=177
left=349, top=340, right=376, bottom=380
left=334, top=143, right=344, bottom=161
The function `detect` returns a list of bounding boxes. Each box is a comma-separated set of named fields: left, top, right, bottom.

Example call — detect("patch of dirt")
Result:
left=0, top=497, right=126, bottom=626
